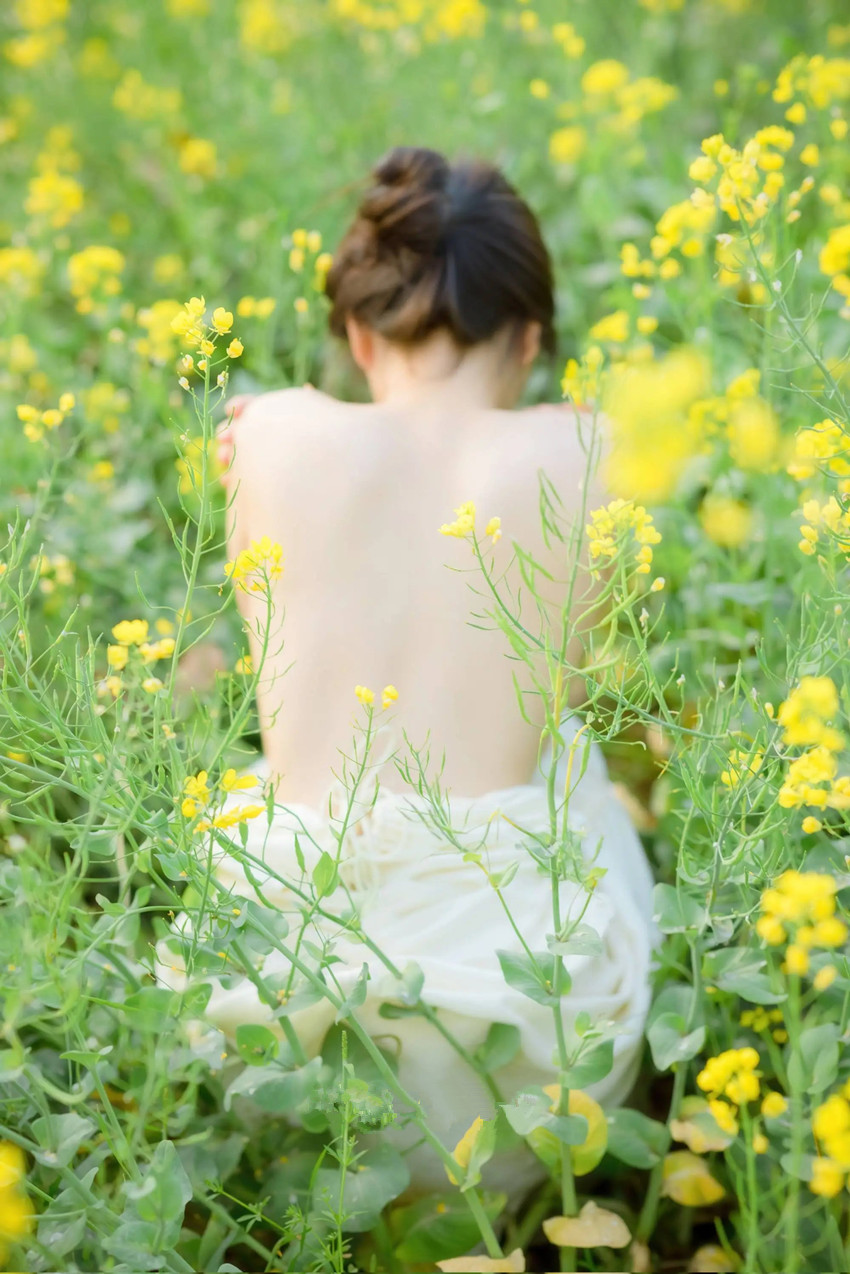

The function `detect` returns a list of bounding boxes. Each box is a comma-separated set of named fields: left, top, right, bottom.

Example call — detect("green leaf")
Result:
left=606, top=1109, right=669, bottom=1169
left=312, top=1144, right=409, bottom=1232
left=335, top=963, right=370, bottom=1021
left=496, top=949, right=564, bottom=1006
left=788, top=1024, right=840, bottom=1095
left=122, top=987, right=178, bottom=1033
left=224, top=1057, right=325, bottom=1113
left=647, top=1011, right=706, bottom=1071
left=547, top=922, right=603, bottom=957
left=458, top=1116, right=498, bottom=1191
left=561, top=1040, right=615, bottom=1088
left=502, top=1091, right=588, bottom=1144
left=702, top=947, right=784, bottom=1006
left=474, top=1023, right=521, bottom=1074
left=312, top=851, right=339, bottom=898
left=652, top=883, right=707, bottom=934
left=31, top=1113, right=97, bottom=1168
left=390, top=1191, right=508, bottom=1263
left=235, top=1023, right=279, bottom=1066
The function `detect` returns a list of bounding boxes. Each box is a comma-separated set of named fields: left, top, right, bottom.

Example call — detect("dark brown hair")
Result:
left=326, top=146, right=556, bottom=356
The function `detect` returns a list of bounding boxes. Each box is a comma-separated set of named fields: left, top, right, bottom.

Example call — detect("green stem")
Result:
left=784, top=973, right=804, bottom=1274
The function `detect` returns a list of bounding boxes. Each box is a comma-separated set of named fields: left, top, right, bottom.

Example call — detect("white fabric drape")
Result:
left=156, top=717, right=654, bottom=1194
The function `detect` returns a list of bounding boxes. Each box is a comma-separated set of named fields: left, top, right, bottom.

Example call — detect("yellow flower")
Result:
left=381, top=684, right=399, bottom=710
left=802, top=817, right=823, bottom=834
left=589, top=310, right=629, bottom=344
left=355, top=685, right=375, bottom=706
left=184, top=770, right=211, bottom=804
left=699, top=494, right=753, bottom=548
left=720, top=747, right=763, bottom=787
left=107, top=644, right=128, bottom=670
left=224, top=537, right=285, bottom=592
left=112, top=619, right=149, bottom=646
left=752, top=1132, right=768, bottom=1154
left=484, top=516, right=501, bottom=544
left=707, top=1099, right=739, bottom=1137
left=212, top=306, right=233, bottom=333
left=814, top=965, right=838, bottom=991
left=439, top=500, right=476, bottom=538
left=727, top=398, right=779, bottom=471
left=179, top=136, right=218, bottom=178
left=761, top=1092, right=788, bottom=1118
left=549, top=125, right=586, bottom=165
left=697, top=1047, right=760, bottom=1105
left=777, top=677, right=844, bottom=752
left=220, top=768, right=258, bottom=793
left=446, top=1115, right=485, bottom=1186
left=783, top=943, right=809, bottom=976
left=810, top=1157, right=845, bottom=1198
left=142, top=677, right=163, bottom=693
left=227, top=337, right=244, bottom=358
left=661, top=1151, right=725, bottom=1206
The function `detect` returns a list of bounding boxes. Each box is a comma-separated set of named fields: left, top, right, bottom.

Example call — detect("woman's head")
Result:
left=326, top=147, right=556, bottom=388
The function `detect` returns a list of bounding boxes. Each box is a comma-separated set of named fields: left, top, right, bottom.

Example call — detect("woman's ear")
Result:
left=520, top=320, right=542, bottom=367
left=345, top=315, right=375, bottom=373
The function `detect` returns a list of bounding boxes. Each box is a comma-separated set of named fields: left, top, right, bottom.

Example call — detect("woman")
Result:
left=159, top=147, right=654, bottom=1195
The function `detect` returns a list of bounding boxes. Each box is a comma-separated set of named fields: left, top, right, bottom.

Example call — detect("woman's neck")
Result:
left=365, top=329, right=525, bottom=413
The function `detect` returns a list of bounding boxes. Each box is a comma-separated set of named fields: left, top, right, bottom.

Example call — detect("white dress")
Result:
left=156, top=716, right=654, bottom=1194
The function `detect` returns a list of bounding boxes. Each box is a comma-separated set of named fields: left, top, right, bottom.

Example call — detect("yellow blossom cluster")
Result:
left=740, top=1007, right=788, bottom=1045
left=16, top=391, right=74, bottom=442
left=438, top=501, right=501, bottom=545
left=25, top=166, right=83, bottom=229
left=696, top=1047, right=761, bottom=1138
left=601, top=347, right=710, bottom=501
left=83, top=381, right=130, bottom=433
left=819, top=224, right=850, bottom=299
left=331, top=0, right=485, bottom=40
left=237, top=296, right=278, bottom=319
left=698, top=493, right=753, bottom=548
left=787, top=419, right=850, bottom=483
left=113, top=69, right=182, bottom=121
left=561, top=345, right=605, bottom=407
left=778, top=676, right=844, bottom=752
left=170, top=297, right=244, bottom=382
left=756, top=870, right=847, bottom=977
left=67, top=245, right=125, bottom=314
left=98, top=618, right=176, bottom=699
left=4, top=0, right=68, bottom=68
left=178, top=136, right=218, bottom=179
left=811, top=1086, right=850, bottom=1198
left=28, top=552, right=74, bottom=595
left=181, top=767, right=264, bottom=833
left=0, top=245, right=45, bottom=297
left=773, top=53, right=850, bottom=112
left=355, top=684, right=399, bottom=710
left=720, top=746, right=764, bottom=787
left=136, top=300, right=184, bottom=365
left=585, top=499, right=662, bottom=578
left=288, top=228, right=332, bottom=309
left=798, top=496, right=850, bottom=560
left=0, top=1142, right=34, bottom=1267
left=688, top=131, right=787, bottom=227
left=224, top=536, right=285, bottom=592
left=549, top=60, right=677, bottom=168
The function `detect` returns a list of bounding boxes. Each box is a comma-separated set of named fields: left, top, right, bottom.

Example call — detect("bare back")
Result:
left=227, top=388, right=601, bottom=806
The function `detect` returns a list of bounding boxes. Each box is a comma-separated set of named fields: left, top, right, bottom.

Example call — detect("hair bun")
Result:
left=359, top=146, right=450, bottom=254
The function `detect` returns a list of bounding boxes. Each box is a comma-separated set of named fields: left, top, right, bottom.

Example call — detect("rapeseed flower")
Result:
left=224, top=536, right=284, bottom=592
